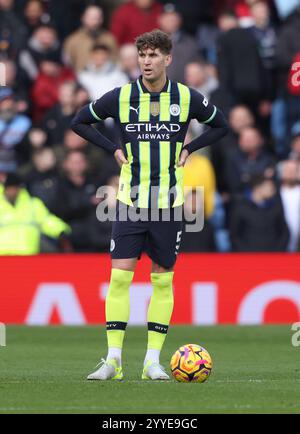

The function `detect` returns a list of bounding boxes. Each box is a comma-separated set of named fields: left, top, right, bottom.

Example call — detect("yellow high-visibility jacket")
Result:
left=183, top=153, right=216, bottom=218
left=0, top=187, right=71, bottom=255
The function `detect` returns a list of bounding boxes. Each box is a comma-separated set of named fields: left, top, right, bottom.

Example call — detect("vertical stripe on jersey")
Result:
left=173, top=142, right=184, bottom=207
left=159, top=92, right=170, bottom=122
left=177, top=83, right=191, bottom=122
left=139, top=93, right=151, bottom=122
left=158, top=141, right=171, bottom=208
left=169, top=137, right=177, bottom=207
left=117, top=142, right=134, bottom=206
left=119, top=83, right=132, bottom=123
left=170, top=81, right=180, bottom=123
left=138, top=141, right=151, bottom=208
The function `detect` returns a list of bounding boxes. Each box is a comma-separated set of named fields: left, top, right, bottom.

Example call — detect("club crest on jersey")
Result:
left=150, top=101, right=160, bottom=116
left=170, top=104, right=181, bottom=116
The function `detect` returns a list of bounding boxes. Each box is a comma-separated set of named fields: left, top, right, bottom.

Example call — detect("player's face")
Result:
left=138, top=48, right=171, bottom=83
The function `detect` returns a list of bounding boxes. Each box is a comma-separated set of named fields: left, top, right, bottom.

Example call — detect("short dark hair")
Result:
left=219, top=9, right=237, bottom=19
left=4, top=173, right=22, bottom=188
left=250, top=175, right=274, bottom=190
left=135, top=29, right=172, bottom=55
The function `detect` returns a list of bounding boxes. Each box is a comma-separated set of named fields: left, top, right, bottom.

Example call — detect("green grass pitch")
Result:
left=0, top=325, right=299, bottom=414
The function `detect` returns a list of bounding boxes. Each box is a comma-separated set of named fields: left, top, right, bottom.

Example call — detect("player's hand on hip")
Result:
left=177, top=148, right=189, bottom=167
left=114, top=149, right=128, bottom=168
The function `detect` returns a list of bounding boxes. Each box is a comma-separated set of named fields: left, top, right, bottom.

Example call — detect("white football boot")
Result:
left=87, top=358, right=123, bottom=381
left=142, top=360, right=170, bottom=380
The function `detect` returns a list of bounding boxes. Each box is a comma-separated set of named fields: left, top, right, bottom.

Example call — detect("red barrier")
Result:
left=0, top=254, right=300, bottom=324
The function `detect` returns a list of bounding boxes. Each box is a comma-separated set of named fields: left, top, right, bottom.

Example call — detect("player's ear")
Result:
left=165, top=54, right=172, bottom=67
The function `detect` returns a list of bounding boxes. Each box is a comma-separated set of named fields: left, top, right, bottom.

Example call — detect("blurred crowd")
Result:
left=1, top=0, right=300, bottom=254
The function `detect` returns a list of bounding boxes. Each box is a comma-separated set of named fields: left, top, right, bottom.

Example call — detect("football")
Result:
left=170, top=344, right=213, bottom=383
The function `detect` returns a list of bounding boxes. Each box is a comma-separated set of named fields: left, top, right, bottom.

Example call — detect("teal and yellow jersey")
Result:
left=86, top=77, right=218, bottom=209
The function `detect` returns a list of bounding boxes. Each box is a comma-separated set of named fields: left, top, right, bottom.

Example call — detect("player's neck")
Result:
left=142, top=74, right=167, bottom=93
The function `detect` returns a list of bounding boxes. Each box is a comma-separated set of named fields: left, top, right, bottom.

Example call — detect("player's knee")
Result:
left=108, top=268, right=134, bottom=295
left=151, top=271, right=174, bottom=298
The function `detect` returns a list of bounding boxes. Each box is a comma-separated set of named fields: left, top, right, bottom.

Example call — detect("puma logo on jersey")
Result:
left=130, top=106, right=139, bottom=114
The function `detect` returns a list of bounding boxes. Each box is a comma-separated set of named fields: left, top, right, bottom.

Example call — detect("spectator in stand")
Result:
left=74, top=85, right=89, bottom=109
left=1, top=59, right=30, bottom=114
left=211, top=105, right=255, bottom=193
left=215, top=0, right=277, bottom=27
left=272, top=5, right=300, bottom=157
left=25, top=146, right=59, bottom=212
left=184, top=61, right=219, bottom=136
left=225, top=126, right=275, bottom=195
left=66, top=129, right=90, bottom=153
left=76, top=43, right=125, bottom=151
left=77, top=44, right=128, bottom=101
left=0, top=0, right=28, bottom=57
left=248, top=0, right=277, bottom=100
left=279, top=160, right=300, bottom=252
left=223, top=105, right=256, bottom=151
left=229, top=0, right=255, bottom=27
left=30, top=53, right=75, bottom=123
left=52, top=128, right=109, bottom=178
left=19, top=23, right=60, bottom=83
left=63, top=5, right=117, bottom=73
left=0, top=172, right=71, bottom=255
left=185, top=61, right=219, bottom=100
left=158, top=3, right=199, bottom=83
left=0, top=88, right=31, bottom=173
left=110, top=0, right=163, bottom=46
left=44, top=0, right=96, bottom=41
left=22, top=0, right=49, bottom=36
left=180, top=189, right=216, bottom=252
left=160, top=0, right=215, bottom=36
left=54, top=150, right=102, bottom=252
left=230, top=175, right=289, bottom=252
left=196, top=23, right=220, bottom=65
left=119, top=44, right=140, bottom=81
left=43, top=80, right=77, bottom=146
left=289, top=134, right=300, bottom=166
left=182, top=130, right=229, bottom=251
left=25, top=126, right=48, bottom=151
left=217, top=9, right=268, bottom=116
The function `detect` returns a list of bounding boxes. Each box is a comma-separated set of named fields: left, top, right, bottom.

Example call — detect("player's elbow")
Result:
left=219, top=122, right=230, bottom=138
left=213, top=110, right=229, bottom=138
left=70, top=111, right=87, bottom=136
left=70, top=104, right=93, bottom=132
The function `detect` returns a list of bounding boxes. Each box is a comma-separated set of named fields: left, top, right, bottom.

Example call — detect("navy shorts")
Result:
left=110, top=201, right=183, bottom=269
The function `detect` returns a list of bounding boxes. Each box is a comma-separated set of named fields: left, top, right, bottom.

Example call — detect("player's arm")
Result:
left=179, top=89, right=229, bottom=163
left=71, top=88, right=124, bottom=158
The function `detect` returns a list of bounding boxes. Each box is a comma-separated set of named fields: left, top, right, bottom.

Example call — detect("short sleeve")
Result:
left=89, top=88, right=120, bottom=121
left=189, top=88, right=217, bottom=124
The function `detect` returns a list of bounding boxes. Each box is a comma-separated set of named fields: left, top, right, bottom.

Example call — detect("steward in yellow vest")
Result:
left=0, top=173, right=71, bottom=255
